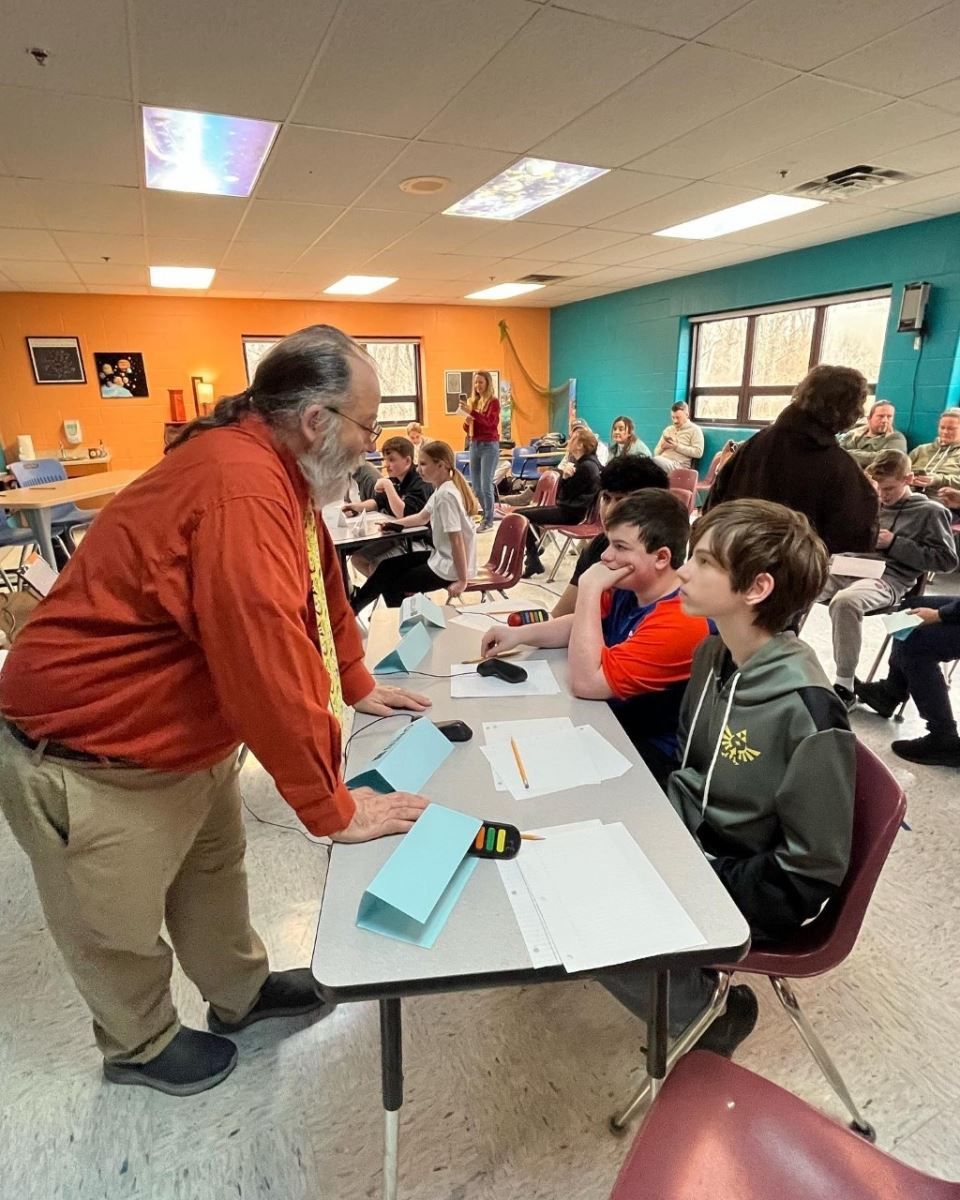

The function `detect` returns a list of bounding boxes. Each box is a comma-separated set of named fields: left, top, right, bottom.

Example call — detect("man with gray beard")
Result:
left=0, top=326, right=430, bottom=1096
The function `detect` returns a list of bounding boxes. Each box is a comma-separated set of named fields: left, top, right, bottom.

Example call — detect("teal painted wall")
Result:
left=550, top=212, right=960, bottom=465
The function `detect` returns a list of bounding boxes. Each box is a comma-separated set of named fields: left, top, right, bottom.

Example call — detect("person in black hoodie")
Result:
left=706, top=365, right=878, bottom=556
left=517, top=429, right=602, bottom=577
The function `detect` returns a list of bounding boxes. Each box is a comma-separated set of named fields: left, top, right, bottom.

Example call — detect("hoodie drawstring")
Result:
left=680, top=668, right=742, bottom=816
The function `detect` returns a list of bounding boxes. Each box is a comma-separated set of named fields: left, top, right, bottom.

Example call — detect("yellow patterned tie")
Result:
left=304, top=509, right=344, bottom=726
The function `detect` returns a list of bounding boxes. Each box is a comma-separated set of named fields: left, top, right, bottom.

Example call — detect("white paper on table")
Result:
left=881, top=611, right=923, bottom=635
left=450, top=612, right=498, bottom=632
left=483, top=717, right=574, bottom=745
left=496, top=822, right=603, bottom=969
left=830, top=555, right=886, bottom=579
left=516, top=822, right=707, bottom=973
left=449, top=659, right=561, bottom=698
left=575, top=725, right=632, bottom=780
left=480, top=728, right=602, bottom=801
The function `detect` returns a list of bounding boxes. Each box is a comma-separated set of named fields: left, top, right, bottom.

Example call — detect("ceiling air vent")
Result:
left=791, top=164, right=916, bottom=200
left=517, top=274, right=566, bottom=284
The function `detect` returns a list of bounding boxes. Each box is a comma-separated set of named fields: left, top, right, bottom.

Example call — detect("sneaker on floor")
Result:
left=692, top=985, right=759, bottom=1058
left=103, top=1027, right=237, bottom=1096
left=522, top=561, right=544, bottom=579
left=854, top=679, right=903, bottom=719
left=207, top=968, right=333, bottom=1034
left=891, top=733, right=960, bottom=767
left=477, top=521, right=494, bottom=533
left=834, top=684, right=857, bottom=712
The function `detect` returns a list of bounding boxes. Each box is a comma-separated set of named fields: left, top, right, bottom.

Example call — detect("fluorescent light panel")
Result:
left=654, top=194, right=826, bottom=240
left=445, top=157, right=608, bottom=221
left=149, top=265, right=216, bottom=289
left=323, top=275, right=398, bottom=295
left=465, top=282, right=544, bottom=300
left=143, top=105, right=278, bottom=198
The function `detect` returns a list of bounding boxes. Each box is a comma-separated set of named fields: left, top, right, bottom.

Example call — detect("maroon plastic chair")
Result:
left=540, top=499, right=603, bottom=583
left=610, top=1052, right=958, bottom=1200
left=532, top=469, right=559, bottom=507
left=610, top=741, right=906, bottom=1140
left=668, top=466, right=698, bottom=496
left=464, top=513, right=528, bottom=600
left=669, top=486, right=695, bottom=514
left=695, top=450, right=724, bottom=503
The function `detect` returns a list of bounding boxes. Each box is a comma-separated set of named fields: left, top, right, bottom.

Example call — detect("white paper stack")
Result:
left=830, top=555, right=886, bottom=579
left=479, top=719, right=631, bottom=801
left=450, top=659, right=560, bottom=698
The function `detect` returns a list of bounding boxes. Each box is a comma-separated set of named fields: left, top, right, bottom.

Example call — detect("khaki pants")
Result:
left=820, top=574, right=902, bottom=679
left=0, top=725, right=269, bottom=1063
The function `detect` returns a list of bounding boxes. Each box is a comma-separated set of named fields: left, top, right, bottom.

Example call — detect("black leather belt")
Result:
left=5, top=720, right=137, bottom=766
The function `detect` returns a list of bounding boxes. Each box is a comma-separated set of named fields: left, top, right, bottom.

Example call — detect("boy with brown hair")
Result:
left=604, top=498, right=855, bottom=1056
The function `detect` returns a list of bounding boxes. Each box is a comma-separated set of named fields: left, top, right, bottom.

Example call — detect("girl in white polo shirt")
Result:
left=349, top=440, right=478, bottom=612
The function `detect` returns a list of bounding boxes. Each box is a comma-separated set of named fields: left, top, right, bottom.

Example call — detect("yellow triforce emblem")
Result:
left=720, top=725, right=761, bottom=765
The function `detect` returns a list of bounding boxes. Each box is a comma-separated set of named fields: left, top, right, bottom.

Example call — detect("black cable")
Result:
left=241, top=797, right=325, bottom=845
left=906, top=335, right=925, bottom=431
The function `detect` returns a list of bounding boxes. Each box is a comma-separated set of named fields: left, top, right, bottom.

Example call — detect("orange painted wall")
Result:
left=0, top=294, right=550, bottom=471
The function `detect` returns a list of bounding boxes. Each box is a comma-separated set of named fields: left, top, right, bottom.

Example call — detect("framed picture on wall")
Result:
left=25, top=336, right=86, bottom=385
left=94, top=352, right=149, bottom=397
left=444, top=369, right=499, bottom=417
left=242, top=335, right=282, bottom=384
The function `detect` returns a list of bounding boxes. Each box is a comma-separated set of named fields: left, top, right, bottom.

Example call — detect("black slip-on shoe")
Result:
left=692, top=985, right=759, bottom=1059
left=891, top=733, right=960, bottom=768
left=207, top=968, right=333, bottom=1034
left=103, top=1027, right=237, bottom=1097
left=854, top=680, right=903, bottom=719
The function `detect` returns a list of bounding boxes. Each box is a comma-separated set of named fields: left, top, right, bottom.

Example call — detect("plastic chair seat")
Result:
left=465, top=513, right=528, bottom=598
left=669, top=466, right=698, bottom=495
left=0, top=525, right=36, bottom=547
left=609, top=1053, right=959, bottom=1200
left=9, top=460, right=97, bottom=530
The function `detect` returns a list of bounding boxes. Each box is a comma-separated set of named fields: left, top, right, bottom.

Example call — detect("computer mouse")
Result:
left=476, top=658, right=528, bottom=684
left=380, top=521, right=404, bottom=533
left=436, top=719, right=473, bottom=743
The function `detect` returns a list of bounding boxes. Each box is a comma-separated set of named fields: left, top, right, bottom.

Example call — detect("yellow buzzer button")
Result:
left=496, top=828, right=506, bottom=854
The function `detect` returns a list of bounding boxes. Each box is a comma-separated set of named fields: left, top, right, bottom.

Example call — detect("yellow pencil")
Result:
left=520, top=833, right=544, bottom=841
left=511, top=737, right=530, bottom=790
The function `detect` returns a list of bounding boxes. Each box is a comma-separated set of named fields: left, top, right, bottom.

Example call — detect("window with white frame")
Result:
left=688, top=290, right=891, bottom=425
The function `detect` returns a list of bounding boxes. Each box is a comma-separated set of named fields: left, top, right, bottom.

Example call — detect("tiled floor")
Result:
left=1, top=533, right=959, bottom=1199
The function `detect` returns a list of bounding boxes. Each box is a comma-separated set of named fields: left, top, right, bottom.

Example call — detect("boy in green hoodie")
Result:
left=604, top=499, right=854, bottom=1056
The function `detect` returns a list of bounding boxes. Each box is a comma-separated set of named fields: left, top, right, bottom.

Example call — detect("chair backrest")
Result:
left=669, top=486, right=694, bottom=514
left=9, top=459, right=76, bottom=524
left=454, top=451, right=471, bottom=480
left=739, top=740, right=906, bottom=978
left=609, top=1052, right=959, bottom=1200
left=670, top=466, right=698, bottom=494
left=532, top=469, right=559, bottom=507
left=697, top=450, right=724, bottom=490
left=482, top=513, right=528, bottom=587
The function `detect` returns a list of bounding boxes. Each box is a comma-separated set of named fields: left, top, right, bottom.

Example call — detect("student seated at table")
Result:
left=819, top=449, right=957, bottom=709
left=481, top=490, right=710, bottom=784
left=552, top=455, right=669, bottom=618
left=517, top=429, right=602, bottom=577
left=601, top=499, right=854, bottom=1056
left=341, top=435, right=432, bottom=577
left=350, top=441, right=477, bottom=612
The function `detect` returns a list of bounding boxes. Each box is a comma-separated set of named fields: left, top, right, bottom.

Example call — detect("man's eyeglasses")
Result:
left=326, top=406, right=381, bottom=441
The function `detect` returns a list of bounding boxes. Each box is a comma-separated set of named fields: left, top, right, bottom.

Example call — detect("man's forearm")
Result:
left=568, top=587, right=611, bottom=698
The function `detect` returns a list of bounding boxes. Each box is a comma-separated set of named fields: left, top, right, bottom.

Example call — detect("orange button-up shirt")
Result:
left=0, top=416, right=372, bottom=836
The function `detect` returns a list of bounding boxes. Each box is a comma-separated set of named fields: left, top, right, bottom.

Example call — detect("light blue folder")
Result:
left=372, top=620, right=432, bottom=674
left=356, top=804, right=482, bottom=947
left=345, top=717, right=454, bottom=794
left=400, top=593, right=446, bottom=630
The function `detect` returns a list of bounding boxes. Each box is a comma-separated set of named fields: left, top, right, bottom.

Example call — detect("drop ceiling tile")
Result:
left=73, top=263, right=150, bottom=286
left=628, top=76, right=887, bottom=179
left=0, top=278, right=22, bottom=291
left=261, top=274, right=328, bottom=296
left=85, top=285, right=151, bottom=294
left=134, top=0, right=339, bottom=118
left=521, top=168, right=688, bottom=225
left=561, top=264, right=661, bottom=286
left=568, top=234, right=673, bottom=264
left=304, top=208, right=425, bottom=255
left=0, top=228, right=65, bottom=261
left=0, top=87, right=137, bottom=185
left=293, top=0, right=533, bottom=137
left=880, top=128, right=960, bottom=176
left=551, top=0, right=751, bottom=38
left=144, top=192, right=247, bottom=240
left=22, top=183, right=143, bottom=235
left=238, top=200, right=343, bottom=245
left=519, top=261, right=595, bottom=277
left=53, top=232, right=148, bottom=265
left=702, top=0, right=944, bottom=71
left=0, top=178, right=44, bottom=227
left=387, top=215, right=508, bottom=255
left=208, top=269, right=278, bottom=292
left=525, top=227, right=635, bottom=260
left=640, top=238, right=759, bottom=268
left=219, top=242, right=308, bottom=272
left=363, top=251, right=503, bottom=280
left=147, top=237, right=229, bottom=266
left=707, top=100, right=960, bottom=192
left=256, top=127, right=405, bottom=206
left=0, top=260, right=81, bottom=283
left=916, top=79, right=960, bottom=116
left=354, top=142, right=515, bottom=213
left=729, top=199, right=880, bottom=244
left=449, top=219, right=575, bottom=256
left=849, top=165, right=960, bottom=210
left=0, top=0, right=132, bottom=99
left=535, top=43, right=795, bottom=167
left=817, top=5, right=960, bottom=96
left=769, top=209, right=931, bottom=247
left=15, top=282, right=89, bottom=292
left=592, top=180, right=764, bottom=234
left=423, top=7, right=680, bottom=152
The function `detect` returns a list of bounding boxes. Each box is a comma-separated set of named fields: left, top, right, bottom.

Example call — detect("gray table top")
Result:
left=323, top=512, right=419, bottom=551
left=311, top=609, right=750, bottom=997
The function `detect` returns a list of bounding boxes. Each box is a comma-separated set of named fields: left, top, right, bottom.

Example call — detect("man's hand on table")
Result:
left=354, top=683, right=431, bottom=716
left=332, top=787, right=428, bottom=842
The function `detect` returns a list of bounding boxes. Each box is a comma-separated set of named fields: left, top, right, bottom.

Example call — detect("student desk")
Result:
left=311, top=611, right=750, bottom=1200
left=1, top=470, right=141, bottom=569
left=323, top=513, right=421, bottom=581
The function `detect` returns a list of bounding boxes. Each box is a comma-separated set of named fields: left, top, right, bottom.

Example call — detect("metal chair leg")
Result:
left=546, top=535, right=573, bottom=584
left=770, top=976, right=875, bottom=1140
left=865, top=633, right=892, bottom=684
left=894, top=697, right=908, bottom=721
left=608, top=972, right=732, bottom=1133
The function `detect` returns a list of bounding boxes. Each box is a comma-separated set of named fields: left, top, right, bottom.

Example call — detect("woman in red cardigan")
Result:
left=460, top=371, right=500, bottom=531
